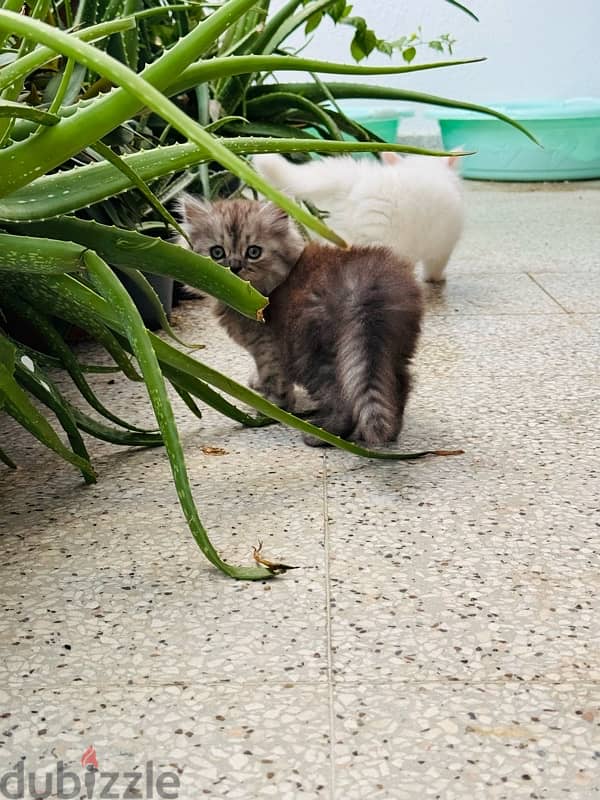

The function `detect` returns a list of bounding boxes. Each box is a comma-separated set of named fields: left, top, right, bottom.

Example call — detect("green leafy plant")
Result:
left=305, top=4, right=460, bottom=64
left=0, top=0, right=530, bottom=579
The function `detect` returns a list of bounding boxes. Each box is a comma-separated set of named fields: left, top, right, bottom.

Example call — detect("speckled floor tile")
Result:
left=0, top=480, right=328, bottom=688
left=423, top=273, right=561, bottom=316
left=326, top=503, right=599, bottom=682
left=448, top=182, right=600, bottom=276
left=321, top=364, right=600, bottom=481
left=529, top=272, right=600, bottom=314
left=1, top=181, right=600, bottom=799
left=0, top=683, right=331, bottom=799
left=417, top=312, right=598, bottom=377
left=333, top=682, right=600, bottom=799
left=324, top=370, right=600, bottom=682
left=0, top=419, right=325, bottom=536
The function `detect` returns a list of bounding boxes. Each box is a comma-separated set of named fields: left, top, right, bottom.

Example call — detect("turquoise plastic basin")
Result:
left=429, top=98, right=600, bottom=181
left=335, top=101, right=413, bottom=142
left=306, top=102, right=413, bottom=157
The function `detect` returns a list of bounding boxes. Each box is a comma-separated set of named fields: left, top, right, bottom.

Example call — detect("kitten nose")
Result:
left=229, top=260, right=243, bottom=275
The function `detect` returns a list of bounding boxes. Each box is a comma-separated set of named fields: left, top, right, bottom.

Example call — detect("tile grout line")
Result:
left=6, top=678, right=600, bottom=690
left=322, top=453, right=336, bottom=800
left=526, top=272, right=571, bottom=313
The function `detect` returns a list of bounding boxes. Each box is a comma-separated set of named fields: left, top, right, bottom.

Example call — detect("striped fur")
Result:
left=268, top=242, right=423, bottom=446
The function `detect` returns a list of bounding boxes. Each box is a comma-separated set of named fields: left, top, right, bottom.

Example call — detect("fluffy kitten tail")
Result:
left=336, top=306, right=402, bottom=447
left=252, top=153, right=334, bottom=202
left=252, top=153, right=299, bottom=192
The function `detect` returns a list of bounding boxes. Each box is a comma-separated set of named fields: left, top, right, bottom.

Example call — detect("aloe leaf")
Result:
left=225, top=137, right=468, bottom=157
left=204, top=115, right=249, bottom=133
left=5, top=293, right=150, bottom=432
left=0, top=0, right=23, bottom=50
left=0, top=16, right=136, bottom=91
left=117, top=266, right=204, bottom=350
left=16, top=275, right=142, bottom=381
left=67, top=404, right=164, bottom=447
left=259, top=0, right=340, bottom=55
left=7, top=340, right=123, bottom=374
left=0, top=353, right=97, bottom=483
left=0, top=233, right=85, bottom=273
left=169, top=380, right=204, bottom=422
left=82, top=248, right=273, bottom=580
left=193, top=52, right=484, bottom=112
left=162, top=364, right=275, bottom=429
left=0, top=99, right=59, bottom=125
left=45, top=56, right=76, bottom=116
left=222, top=121, right=319, bottom=139
left=0, top=137, right=465, bottom=220
left=90, top=139, right=189, bottom=241
left=444, top=0, right=479, bottom=22
left=0, top=445, right=16, bottom=469
left=248, top=91, right=344, bottom=139
left=14, top=357, right=92, bottom=468
left=324, top=108, right=386, bottom=142
left=249, top=82, right=539, bottom=144
left=0, top=0, right=269, bottom=196
left=12, top=218, right=267, bottom=321
left=0, top=11, right=350, bottom=246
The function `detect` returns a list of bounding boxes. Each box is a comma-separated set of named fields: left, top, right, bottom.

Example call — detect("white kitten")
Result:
left=252, top=152, right=464, bottom=282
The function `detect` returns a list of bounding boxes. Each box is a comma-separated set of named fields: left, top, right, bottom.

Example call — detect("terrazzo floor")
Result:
left=1, top=180, right=599, bottom=799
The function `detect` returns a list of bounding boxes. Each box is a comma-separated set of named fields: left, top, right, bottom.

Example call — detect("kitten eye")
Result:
left=209, top=245, right=226, bottom=261
left=245, top=245, right=262, bottom=260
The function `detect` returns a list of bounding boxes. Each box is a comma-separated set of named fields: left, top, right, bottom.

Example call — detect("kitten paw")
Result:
left=248, top=370, right=261, bottom=390
left=302, top=432, right=332, bottom=448
left=424, top=275, right=447, bottom=284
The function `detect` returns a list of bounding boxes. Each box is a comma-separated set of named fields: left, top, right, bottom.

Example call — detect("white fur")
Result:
left=252, top=152, right=464, bottom=282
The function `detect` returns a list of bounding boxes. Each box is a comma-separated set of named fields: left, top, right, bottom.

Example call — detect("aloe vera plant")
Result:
left=0, top=0, right=523, bottom=578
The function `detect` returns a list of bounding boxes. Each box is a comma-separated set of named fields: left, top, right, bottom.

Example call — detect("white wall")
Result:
left=271, top=0, right=600, bottom=132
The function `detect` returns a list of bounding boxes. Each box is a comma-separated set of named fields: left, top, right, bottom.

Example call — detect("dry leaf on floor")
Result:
left=252, top=541, right=299, bottom=575
left=201, top=446, right=229, bottom=456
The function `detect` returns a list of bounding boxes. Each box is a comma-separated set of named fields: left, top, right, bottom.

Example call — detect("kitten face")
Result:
left=178, top=196, right=304, bottom=295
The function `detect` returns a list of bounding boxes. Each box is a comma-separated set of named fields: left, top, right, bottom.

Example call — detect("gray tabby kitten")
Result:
left=178, top=196, right=423, bottom=446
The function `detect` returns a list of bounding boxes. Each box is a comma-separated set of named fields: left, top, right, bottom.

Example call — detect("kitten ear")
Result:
left=259, top=201, right=291, bottom=231
left=446, top=148, right=464, bottom=170
left=176, top=192, right=212, bottom=226
left=380, top=152, right=402, bottom=166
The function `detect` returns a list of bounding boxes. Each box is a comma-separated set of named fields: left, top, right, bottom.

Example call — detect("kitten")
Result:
left=252, top=151, right=464, bottom=283
left=267, top=241, right=423, bottom=446
left=178, top=196, right=423, bottom=447
left=177, top=195, right=304, bottom=403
